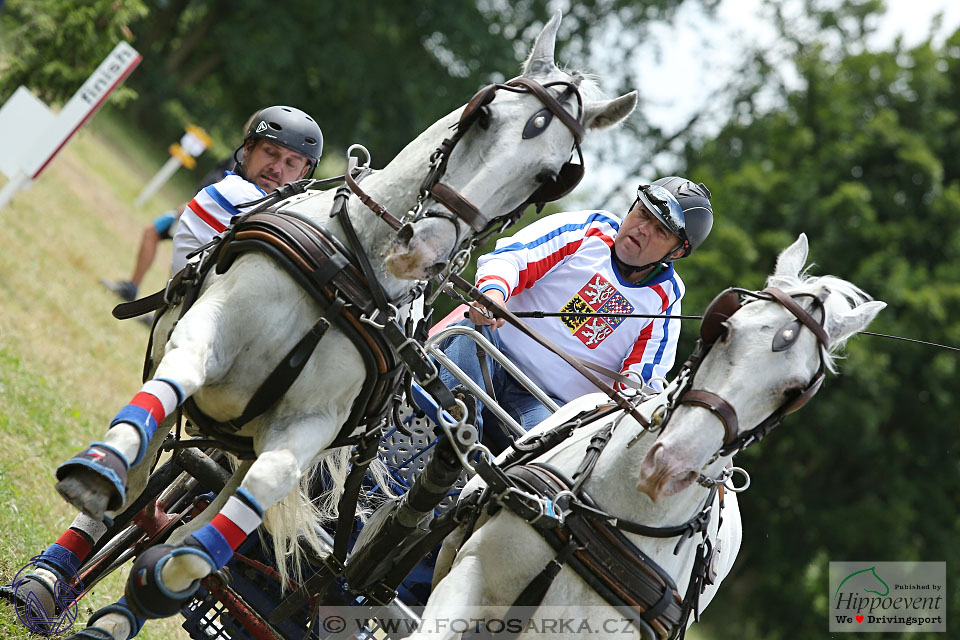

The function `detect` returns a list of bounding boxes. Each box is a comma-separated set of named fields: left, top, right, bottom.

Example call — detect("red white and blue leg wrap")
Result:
left=185, top=488, right=264, bottom=570
left=109, top=378, right=184, bottom=467
left=37, top=514, right=109, bottom=579
left=126, top=490, right=264, bottom=620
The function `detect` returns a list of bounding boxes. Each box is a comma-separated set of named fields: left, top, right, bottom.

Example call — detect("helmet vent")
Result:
left=305, top=137, right=317, bottom=145
left=269, top=121, right=283, bottom=131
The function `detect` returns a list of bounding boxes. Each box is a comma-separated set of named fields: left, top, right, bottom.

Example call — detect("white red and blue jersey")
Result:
left=476, top=209, right=684, bottom=402
left=171, top=172, right=266, bottom=273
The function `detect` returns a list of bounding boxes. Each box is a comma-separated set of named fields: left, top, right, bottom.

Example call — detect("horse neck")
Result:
left=341, top=110, right=460, bottom=298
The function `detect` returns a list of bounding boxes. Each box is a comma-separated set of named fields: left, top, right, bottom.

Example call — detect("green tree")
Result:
left=671, top=3, right=960, bottom=638
left=0, top=0, right=147, bottom=104
left=111, top=0, right=714, bottom=166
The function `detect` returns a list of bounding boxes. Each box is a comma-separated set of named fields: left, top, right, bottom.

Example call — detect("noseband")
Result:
left=661, top=287, right=830, bottom=458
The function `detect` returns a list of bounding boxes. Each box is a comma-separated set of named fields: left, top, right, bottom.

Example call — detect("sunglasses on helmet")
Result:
left=636, top=184, right=690, bottom=251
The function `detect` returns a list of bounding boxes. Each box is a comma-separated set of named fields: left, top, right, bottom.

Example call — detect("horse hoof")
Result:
left=0, top=573, right=58, bottom=632
left=124, top=544, right=210, bottom=619
left=56, top=474, right=112, bottom=521
left=55, top=444, right=128, bottom=519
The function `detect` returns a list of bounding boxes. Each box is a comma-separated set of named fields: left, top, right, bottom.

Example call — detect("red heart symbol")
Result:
left=856, top=615, right=864, bottom=623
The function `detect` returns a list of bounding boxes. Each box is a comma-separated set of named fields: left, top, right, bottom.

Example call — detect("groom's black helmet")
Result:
left=243, top=105, right=323, bottom=169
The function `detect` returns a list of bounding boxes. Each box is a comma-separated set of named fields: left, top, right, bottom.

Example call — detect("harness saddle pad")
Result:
left=508, top=464, right=684, bottom=639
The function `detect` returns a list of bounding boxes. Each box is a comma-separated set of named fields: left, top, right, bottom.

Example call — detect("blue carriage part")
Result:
left=408, top=381, right=456, bottom=429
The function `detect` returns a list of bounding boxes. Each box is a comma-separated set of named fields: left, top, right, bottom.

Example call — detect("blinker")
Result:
left=523, top=107, right=555, bottom=139
left=700, top=289, right=741, bottom=344
left=772, top=319, right=803, bottom=351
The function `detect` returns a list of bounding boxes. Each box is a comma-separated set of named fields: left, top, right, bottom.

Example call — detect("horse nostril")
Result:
left=397, top=223, right=414, bottom=247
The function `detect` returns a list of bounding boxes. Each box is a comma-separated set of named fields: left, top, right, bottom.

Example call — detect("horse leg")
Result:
left=54, top=294, right=235, bottom=520
left=123, top=417, right=337, bottom=621
left=57, top=461, right=255, bottom=639
left=1, top=424, right=169, bottom=631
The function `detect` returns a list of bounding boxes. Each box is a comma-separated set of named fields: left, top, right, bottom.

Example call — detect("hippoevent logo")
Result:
left=829, top=562, right=946, bottom=632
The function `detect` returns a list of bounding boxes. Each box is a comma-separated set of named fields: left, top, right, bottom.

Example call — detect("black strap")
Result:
left=225, top=311, right=335, bottom=431
left=330, top=184, right=392, bottom=316
left=477, top=340, right=497, bottom=402
left=332, top=431, right=382, bottom=561
left=570, top=421, right=616, bottom=493
left=509, top=536, right=580, bottom=608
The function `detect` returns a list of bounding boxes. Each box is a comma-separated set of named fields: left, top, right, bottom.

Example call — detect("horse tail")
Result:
left=260, top=446, right=396, bottom=590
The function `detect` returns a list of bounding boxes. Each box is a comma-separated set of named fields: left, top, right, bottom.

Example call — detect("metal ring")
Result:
left=618, top=369, right=643, bottom=398
left=648, top=404, right=668, bottom=432
left=722, top=466, right=751, bottom=493
left=346, top=143, right=371, bottom=170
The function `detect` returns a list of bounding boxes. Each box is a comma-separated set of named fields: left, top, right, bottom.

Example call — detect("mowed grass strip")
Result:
left=0, top=109, right=195, bottom=639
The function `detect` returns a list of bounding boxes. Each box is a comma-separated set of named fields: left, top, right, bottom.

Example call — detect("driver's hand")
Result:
left=469, top=290, right=507, bottom=329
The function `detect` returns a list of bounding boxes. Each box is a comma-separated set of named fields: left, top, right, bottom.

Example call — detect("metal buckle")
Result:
left=163, top=262, right=198, bottom=306
left=366, top=582, right=398, bottom=606
left=359, top=304, right=399, bottom=330
left=495, top=487, right=558, bottom=526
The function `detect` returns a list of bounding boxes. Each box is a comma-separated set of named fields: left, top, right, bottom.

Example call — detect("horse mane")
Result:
left=766, top=267, right=874, bottom=372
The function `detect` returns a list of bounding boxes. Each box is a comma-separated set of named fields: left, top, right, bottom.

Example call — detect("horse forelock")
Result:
left=765, top=269, right=874, bottom=371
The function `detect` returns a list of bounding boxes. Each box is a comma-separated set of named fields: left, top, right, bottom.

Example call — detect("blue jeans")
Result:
left=437, top=320, right=559, bottom=453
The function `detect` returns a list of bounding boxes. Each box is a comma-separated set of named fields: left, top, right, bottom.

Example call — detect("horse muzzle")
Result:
left=384, top=216, right=455, bottom=280
left=637, top=441, right=704, bottom=503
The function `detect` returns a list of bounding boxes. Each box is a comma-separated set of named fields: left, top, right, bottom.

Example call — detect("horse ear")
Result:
left=583, top=92, right=638, bottom=130
left=825, top=300, right=886, bottom=345
left=773, top=233, right=809, bottom=279
left=522, top=10, right=562, bottom=77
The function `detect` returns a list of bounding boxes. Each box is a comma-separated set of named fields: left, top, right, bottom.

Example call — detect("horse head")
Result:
left=384, top=10, right=638, bottom=280
left=637, top=234, right=886, bottom=502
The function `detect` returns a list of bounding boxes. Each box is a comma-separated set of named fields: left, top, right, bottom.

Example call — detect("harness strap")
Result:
left=332, top=430, right=382, bottom=562
left=571, top=421, right=616, bottom=493
left=507, top=464, right=684, bottom=640
left=567, top=487, right=717, bottom=544
left=343, top=159, right=404, bottom=231
left=331, top=184, right=393, bottom=315
left=506, top=535, right=580, bottom=609
left=428, top=182, right=485, bottom=233
left=763, top=287, right=829, bottom=345
left=476, top=341, right=498, bottom=402
left=226, top=312, right=335, bottom=431
left=677, top=390, right=739, bottom=447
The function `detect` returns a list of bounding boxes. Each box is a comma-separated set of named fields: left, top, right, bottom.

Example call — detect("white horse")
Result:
left=411, top=234, right=885, bottom=640
left=43, top=12, right=638, bottom=640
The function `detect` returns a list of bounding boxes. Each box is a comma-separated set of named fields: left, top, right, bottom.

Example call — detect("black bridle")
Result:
left=659, top=287, right=830, bottom=458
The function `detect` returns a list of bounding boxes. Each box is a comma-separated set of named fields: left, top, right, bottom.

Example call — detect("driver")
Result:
left=438, top=176, right=714, bottom=451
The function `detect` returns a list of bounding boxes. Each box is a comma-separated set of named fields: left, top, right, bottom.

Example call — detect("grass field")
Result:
left=0, top=108, right=197, bottom=639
